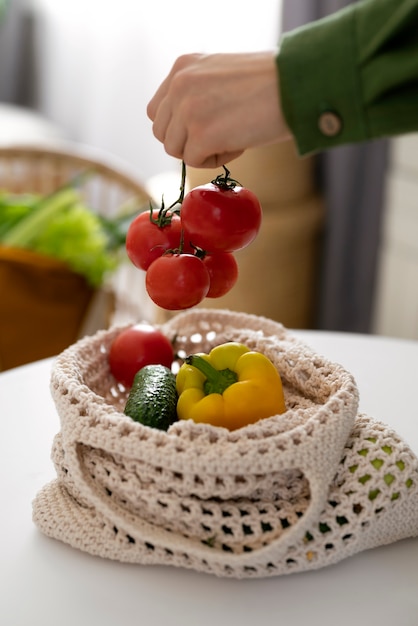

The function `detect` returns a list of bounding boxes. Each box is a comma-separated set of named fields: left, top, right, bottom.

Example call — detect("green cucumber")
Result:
left=124, top=364, right=178, bottom=431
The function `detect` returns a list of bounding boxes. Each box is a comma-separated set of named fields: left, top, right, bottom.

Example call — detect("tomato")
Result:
left=126, top=210, right=183, bottom=271
left=145, top=253, right=210, bottom=310
left=202, top=252, right=239, bottom=298
left=180, top=182, right=262, bottom=253
left=109, top=323, right=174, bottom=387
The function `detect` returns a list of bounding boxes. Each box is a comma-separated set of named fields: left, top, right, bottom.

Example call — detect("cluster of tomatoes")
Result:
left=126, top=166, right=262, bottom=311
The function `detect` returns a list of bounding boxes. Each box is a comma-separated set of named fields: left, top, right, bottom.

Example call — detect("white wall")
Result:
left=28, top=0, right=281, bottom=182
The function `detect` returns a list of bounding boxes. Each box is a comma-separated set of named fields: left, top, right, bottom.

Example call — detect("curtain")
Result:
left=281, top=0, right=389, bottom=333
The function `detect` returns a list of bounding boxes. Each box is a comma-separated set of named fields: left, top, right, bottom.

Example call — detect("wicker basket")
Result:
left=32, top=309, right=418, bottom=578
left=0, top=143, right=150, bottom=214
left=0, top=142, right=151, bottom=370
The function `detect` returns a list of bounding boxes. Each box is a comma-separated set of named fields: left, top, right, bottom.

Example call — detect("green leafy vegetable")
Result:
left=0, top=192, right=35, bottom=239
left=30, top=198, right=118, bottom=286
left=0, top=182, right=138, bottom=287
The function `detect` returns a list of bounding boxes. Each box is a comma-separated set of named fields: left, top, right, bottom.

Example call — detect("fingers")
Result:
left=197, top=151, right=245, bottom=169
left=147, top=54, right=204, bottom=162
left=156, top=105, right=188, bottom=161
left=147, top=53, right=202, bottom=123
left=151, top=94, right=244, bottom=167
left=147, top=57, right=237, bottom=167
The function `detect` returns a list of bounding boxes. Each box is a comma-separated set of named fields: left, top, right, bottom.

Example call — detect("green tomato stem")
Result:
left=168, top=160, right=187, bottom=210
left=211, top=165, right=242, bottom=190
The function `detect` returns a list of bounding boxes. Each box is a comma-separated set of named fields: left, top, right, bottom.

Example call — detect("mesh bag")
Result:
left=32, top=309, right=418, bottom=578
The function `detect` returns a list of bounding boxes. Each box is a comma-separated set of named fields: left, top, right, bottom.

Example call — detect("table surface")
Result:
left=1, top=330, right=418, bottom=626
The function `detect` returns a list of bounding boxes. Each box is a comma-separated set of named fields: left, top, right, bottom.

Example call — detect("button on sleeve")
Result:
left=318, top=111, right=342, bottom=137
left=277, top=5, right=367, bottom=155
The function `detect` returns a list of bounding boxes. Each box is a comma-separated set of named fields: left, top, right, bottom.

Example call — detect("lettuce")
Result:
left=0, top=184, right=135, bottom=287
left=0, top=192, right=35, bottom=239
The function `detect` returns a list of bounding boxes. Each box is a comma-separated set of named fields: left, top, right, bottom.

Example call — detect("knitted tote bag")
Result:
left=32, top=309, right=418, bottom=579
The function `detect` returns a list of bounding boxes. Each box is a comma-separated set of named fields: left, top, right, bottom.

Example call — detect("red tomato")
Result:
left=203, top=252, right=239, bottom=298
left=109, top=323, right=174, bottom=387
left=126, top=210, right=183, bottom=271
left=145, top=253, right=210, bottom=310
left=180, top=183, right=262, bottom=253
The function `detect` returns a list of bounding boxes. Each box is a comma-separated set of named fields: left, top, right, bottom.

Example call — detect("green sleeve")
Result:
left=277, top=0, right=418, bottom=155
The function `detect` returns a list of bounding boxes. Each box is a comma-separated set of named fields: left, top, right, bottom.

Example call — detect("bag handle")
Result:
left=60, top=396, right=355, bottom=571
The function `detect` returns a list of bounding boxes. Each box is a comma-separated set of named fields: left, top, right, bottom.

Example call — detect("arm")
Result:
left=278, top=0, right=418, bottom=154
left=147, top=0, right=418, bottom=167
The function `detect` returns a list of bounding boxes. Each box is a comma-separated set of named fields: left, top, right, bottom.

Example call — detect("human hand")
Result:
left=147, top=51, right=292, bottom=168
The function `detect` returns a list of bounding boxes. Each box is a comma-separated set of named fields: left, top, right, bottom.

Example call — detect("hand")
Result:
left=147, top=51, right=292, bottom=168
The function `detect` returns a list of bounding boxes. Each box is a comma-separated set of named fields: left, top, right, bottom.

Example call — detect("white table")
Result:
left=1, top=330, right=418, bottom=626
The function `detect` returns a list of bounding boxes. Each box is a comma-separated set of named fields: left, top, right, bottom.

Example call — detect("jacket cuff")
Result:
left=277, top=5, right=367, bottom=156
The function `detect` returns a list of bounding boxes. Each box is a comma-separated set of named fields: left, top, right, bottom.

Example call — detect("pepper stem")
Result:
left=186, top=355, right=238, bottom=395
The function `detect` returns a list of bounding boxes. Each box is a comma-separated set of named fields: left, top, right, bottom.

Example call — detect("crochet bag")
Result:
left=32, top=309, right=418, bottom=578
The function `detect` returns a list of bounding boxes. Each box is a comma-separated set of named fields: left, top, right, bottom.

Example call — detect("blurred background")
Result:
left=1, top=0, right=280, bottom=180
left=0, top=0, right=417, bottom=370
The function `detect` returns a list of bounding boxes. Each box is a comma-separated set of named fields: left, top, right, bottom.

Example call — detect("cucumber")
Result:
left=124, top=364, right=178, bottom=431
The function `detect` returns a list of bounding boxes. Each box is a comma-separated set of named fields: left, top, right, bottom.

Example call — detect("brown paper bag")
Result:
left=0, top=245, right=94, bottom=370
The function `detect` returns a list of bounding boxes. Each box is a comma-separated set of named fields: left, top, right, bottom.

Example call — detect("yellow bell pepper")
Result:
left=176, top=342, right=286, bottom=430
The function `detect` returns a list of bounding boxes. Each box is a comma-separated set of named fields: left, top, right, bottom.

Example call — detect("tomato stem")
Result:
left=211, top=165, right=242, bottom=190
left=147, top=198, right=171, bottom=228
left=168, top=160, right=187, bottom=210
left=147, top=161, right=187, bottom=228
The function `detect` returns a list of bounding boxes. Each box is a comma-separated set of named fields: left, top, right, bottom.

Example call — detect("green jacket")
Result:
left=277, top=0, right=418, bottom=155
